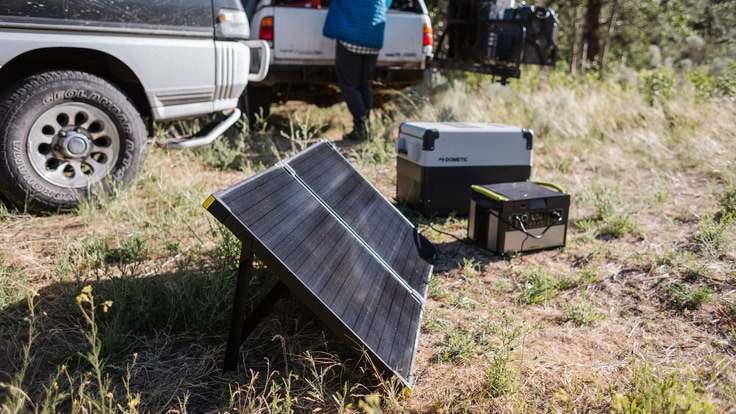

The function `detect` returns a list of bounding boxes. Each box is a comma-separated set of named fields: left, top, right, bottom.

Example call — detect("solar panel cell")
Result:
left=286, top=142, right=433, bottom=295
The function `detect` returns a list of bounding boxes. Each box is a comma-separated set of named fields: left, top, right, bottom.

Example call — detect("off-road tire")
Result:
left=0, top=70, right=147, bottom=213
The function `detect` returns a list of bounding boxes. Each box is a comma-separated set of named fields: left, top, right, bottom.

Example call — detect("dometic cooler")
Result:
left=396, top=122, right=533, bottom=216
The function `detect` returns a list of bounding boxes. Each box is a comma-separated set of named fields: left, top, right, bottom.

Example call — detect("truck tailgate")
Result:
left=273, top=7, right=333, bottom=64
left=271, top=7, right=425, bottom=66
left=381, top=10, right=425, bottom=65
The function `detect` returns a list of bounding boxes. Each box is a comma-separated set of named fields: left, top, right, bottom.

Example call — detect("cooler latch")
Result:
left=422, top=129, right=440, bottom=151
left=522, top=128, right=534, bottom=150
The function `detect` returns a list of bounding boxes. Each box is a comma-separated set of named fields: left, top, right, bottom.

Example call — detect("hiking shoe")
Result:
left=343, top=131, right=363, bottom=141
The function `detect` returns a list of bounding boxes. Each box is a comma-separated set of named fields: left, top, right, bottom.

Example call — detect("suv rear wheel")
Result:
left=0, top=70, right=147, bottom=213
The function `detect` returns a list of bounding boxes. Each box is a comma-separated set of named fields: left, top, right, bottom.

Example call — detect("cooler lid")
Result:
left=400, top=122, right=524, bottom=138
left=396, top=122, right=534, bottom=167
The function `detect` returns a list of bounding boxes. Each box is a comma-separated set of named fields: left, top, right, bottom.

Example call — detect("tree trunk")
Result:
left=600, top=0, right=620, bottom=71
left=570, top=0, right=582, bottom=75
left=583, top=0, right=603, bottom=64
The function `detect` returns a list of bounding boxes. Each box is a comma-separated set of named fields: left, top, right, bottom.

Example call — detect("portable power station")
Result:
left=468, top=181, right=570, bottom=254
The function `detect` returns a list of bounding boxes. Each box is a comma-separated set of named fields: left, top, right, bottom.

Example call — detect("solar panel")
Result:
left=204, top=139, right=435, bottom=387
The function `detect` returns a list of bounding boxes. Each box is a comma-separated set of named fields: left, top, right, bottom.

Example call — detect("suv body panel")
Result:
left=0, top=0, right=259, bottom=121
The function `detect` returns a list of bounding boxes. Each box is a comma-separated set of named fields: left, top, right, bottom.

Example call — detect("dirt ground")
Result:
left=2, top=113, right=736, bottom=412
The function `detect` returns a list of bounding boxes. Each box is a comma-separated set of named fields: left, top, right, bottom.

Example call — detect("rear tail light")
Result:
left=423, top=20, right=433, bottom=46
left=259, top=16, right=274, bottom=41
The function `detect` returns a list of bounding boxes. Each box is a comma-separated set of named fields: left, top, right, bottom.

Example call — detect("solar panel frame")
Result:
left=205, top=140, right=435, bottom=387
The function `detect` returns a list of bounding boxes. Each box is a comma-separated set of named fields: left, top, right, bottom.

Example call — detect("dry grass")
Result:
left=1, top=67, right=736, bottom=413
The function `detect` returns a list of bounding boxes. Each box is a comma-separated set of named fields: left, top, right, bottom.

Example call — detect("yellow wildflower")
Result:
left=128, top=396, right=140, bottom=409
left=76, top=285, right=93, bottom=304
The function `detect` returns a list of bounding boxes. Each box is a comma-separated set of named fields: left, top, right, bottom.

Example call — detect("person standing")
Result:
left=323, top=0, right=389, bottom=141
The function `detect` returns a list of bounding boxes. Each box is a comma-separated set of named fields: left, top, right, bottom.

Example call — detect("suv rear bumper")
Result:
left=259, top=64, right=426, bottom=89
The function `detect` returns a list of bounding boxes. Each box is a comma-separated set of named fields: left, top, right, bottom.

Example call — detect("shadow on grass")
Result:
left=395, top=205, right=508, bottom=272
left=0, top=262, right=379, bottom=413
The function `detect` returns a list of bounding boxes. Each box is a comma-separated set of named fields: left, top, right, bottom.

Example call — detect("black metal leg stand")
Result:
left=223, top=240, right=290, bottom=373
left=223, top=239, right=254, bottom=372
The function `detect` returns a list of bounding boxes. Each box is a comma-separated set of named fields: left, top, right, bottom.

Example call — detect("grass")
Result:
left=610, top=363, right=718, bottom=414
left=663, top=283, right=716, bottom=312
left=562, top=296, right=606, bottom=326
left=2, top=65, right=736, bottom=412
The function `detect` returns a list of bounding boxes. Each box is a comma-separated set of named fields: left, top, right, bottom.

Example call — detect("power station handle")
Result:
left=471, top=184, right=508, bottom=202
left=532, top=181, right=567, bottom=194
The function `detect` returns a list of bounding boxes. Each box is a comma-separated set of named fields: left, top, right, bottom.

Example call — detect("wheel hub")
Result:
left=28, top=101, right=121, bottom=189
left=55, top=128, right=91, bottom=158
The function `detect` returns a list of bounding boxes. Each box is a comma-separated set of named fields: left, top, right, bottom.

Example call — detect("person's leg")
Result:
left=335, top=43, right=367, bottom=137
left=356, top=53, right=378, bottom=138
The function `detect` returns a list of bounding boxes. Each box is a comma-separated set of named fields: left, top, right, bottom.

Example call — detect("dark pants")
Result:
left=335, top=42, right=378, bottom=137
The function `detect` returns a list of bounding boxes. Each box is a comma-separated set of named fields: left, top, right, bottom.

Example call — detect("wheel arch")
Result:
left=0, top=48, right=151, bottom=121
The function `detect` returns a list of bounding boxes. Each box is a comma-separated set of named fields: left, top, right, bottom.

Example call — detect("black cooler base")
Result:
left=396, top=157, right=532, bottom=216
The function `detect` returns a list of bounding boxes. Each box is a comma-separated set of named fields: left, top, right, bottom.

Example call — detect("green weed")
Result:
left=0, top=258, right=27, bottom=310
left=427, top=275, right=450, bottom=302
left=576, top=187, right=639, bottom=239
left=56, top=232, right=151, bottom=282
left=663, top=283, right=716, bottom=311
left=450, top=289, right=478, bottom=310
left=557, top=265, right=600, bottom=291
left=574, top=218, right=597, bottom=234
left=279, top=109, right=324, bottom=154
left=1, top=287, right=141, bottom=414
left=0, top=198, right=29, bottom=220
left=694, top=212, right=735, bottom=260
left=353, top=134, right=396, bottom=167
left=681, top=262, right=715, bottom=282
left=685, top=62, right=736, bottom=100
left=520, top=267, right=561, bottom=305
left=610, top=364, right=716, bottom=413
left=459, top=257, right=482, bottom=282
left=1, top=294, right=37, bottom=414
left=422, top=309, right=451, bottom=333
left=105, top=235, right=149, bottom=275
left=562, top=296, right=606, bottom=326
left=653, top=242, right=698, bottom=268
left=192, top=116, right=251, bottom=171
left=99, top=224, right=239, bottom=340
left=640, top=67, right=677, bottom=107
left=55, top=235, right=115, bottom=281
left=715, top=185, right=736, bottom=216
left=598, top=214, right=637, bottom=239
left=437, top=328, right=478, bottom=364
left=482, top=311, right=525, bottom=397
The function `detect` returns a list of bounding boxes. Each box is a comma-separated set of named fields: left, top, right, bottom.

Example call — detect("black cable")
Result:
left=415, top=209, right=563, bottom=258
left=423, top=222, right=473, bottom=244
left=508, top=210, right=563, bottom=240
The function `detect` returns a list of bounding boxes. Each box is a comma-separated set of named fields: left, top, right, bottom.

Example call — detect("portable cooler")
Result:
left=396, top=122, right=533, bottom=216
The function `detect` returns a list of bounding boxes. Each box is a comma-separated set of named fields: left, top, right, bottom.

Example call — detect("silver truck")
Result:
left=244, top=0, right=434, bottom=116
left=0, top=0, right=270, bottom=213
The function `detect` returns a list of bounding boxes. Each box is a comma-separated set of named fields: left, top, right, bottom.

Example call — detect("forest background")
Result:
left=427, top=0, right=736, bottom=77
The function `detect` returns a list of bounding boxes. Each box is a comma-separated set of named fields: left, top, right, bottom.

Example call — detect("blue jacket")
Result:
left=322, top=0, right=389, bottom=49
